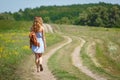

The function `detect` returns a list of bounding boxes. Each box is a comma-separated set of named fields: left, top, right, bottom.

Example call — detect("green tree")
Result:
left=0, top=13, right=14, bottom=20
left=108, top=6, right=120, bottom=27
left=55, top=17, right=70, bottom=24
left=77, top=5, right=120, bottom=28
left=43, top=17, right=51, bottom=23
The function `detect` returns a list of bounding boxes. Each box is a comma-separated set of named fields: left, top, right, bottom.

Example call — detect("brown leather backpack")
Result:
left=29, top=31, right=40, bottom=48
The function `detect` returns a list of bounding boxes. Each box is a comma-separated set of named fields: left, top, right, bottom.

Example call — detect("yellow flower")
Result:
left=22, top=45, right=29, bottom=50
left=21, top=33, right=28, bottom=36
left=5, top=39, right=11, bottom=43
left=3, top=54, right=8, bottom=59
left=0, top=47, right=3, bottom=53
left=14, top=51, right=18, bottom=55
left=0, top=34, right=3, bottom=37
left=11, top=33, right=16, bottom=36
left=11, top=40, right=15, bottom=43
left=0, top=54, right=1, bottom=58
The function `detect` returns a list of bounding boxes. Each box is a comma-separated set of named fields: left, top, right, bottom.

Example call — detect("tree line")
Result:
left=0, top=2, right=120, bottom=28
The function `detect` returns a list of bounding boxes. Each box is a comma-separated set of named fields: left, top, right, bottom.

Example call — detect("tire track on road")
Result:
left=72, top=37, right=106, bottom=80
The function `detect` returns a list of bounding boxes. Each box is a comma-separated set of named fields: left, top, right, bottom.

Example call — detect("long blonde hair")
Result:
left=31, top=16, right=43, bottom=32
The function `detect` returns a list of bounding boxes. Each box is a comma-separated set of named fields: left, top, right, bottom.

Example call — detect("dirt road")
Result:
left=71, top=38, right=106, bottom=80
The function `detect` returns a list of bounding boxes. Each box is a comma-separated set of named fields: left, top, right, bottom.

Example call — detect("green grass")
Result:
left=95, top=43, right=120, bottom=78
left=46, top=33, right=63, bottom=47
left=0, top=20, right=32, bottom=33
left=58, top=24, right=120, bottom=63
left=0, top=20, right=63, bottom=80
left=80, top=41, right=120, bottom=80
left=53, top=24, right=120, bottom=80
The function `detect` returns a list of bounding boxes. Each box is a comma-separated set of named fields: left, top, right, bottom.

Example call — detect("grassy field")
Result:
left=48, top=24, right=120, bottom=80
left=0, top=20, right=63, bottom=80
left=0, top=20, right=120, bottom=80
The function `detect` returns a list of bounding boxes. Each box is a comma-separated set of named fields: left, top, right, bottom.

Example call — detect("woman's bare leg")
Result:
left=35, top=53, right=40, bottom=72
left=38, top=54, right=43, bottom=71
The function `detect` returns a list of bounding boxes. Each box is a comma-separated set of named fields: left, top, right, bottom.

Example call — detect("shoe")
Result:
left=40, top=64, right=43, bottom=71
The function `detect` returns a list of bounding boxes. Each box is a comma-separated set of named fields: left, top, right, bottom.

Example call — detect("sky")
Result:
left=0, top=0, right=120, bottom=13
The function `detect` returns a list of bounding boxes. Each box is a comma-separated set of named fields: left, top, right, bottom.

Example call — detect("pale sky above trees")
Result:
left=0, top=0, right=120, bottom=13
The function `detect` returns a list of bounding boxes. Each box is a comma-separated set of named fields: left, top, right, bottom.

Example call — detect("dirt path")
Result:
left=71, top=38, right=106, bottom=80
left=34, top=36, right=72, bottom=80
left=43, top=24, right=54, bottom=33
left=45, top=24, right=54, bottom=33
left=87, top=42, right=101, bottom=67
left=16, top=36, right=72, bottom=80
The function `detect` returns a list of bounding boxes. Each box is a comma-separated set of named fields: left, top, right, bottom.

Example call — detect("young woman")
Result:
left=29, top=16, right=46, bottom=72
